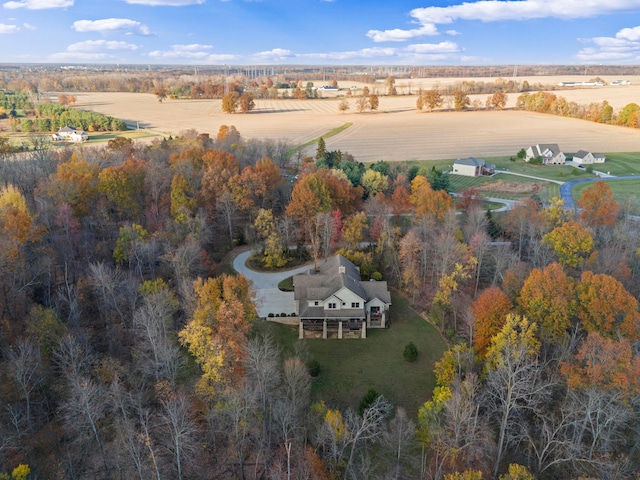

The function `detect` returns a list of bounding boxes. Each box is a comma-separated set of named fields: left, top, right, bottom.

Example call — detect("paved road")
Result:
left=233, top=250, right=312, bottom=318
left=560, top=175, right=640, bottom=209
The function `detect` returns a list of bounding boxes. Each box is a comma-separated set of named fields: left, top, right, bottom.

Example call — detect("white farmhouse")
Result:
left=524, top=144, right=566, bottom=165
left=452, top=157, right=496, bottom=177
left=573, top=150, right=606, bottom=165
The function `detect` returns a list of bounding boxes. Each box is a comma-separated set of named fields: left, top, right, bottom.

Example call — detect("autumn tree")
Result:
left=222, top=92, right=239, bottom=113
left=543, top=221, right=593, bottom=268
left=154, top=87, right=168, bottom=103
left=518, top=263, right=576, bottom=341
left=472, top=287, right=513, bottom=357
left=338, top=99, right=350, bottom=113
left=238, top=93, right=255, bottom=113
left=43, top=153, right=100, bottom=218
left=486, top=91, right=508, bottom=110
left=453, top=91, right=470, bottom=111
left=97, top=158, right=147, bottom=221
left=576, top=180, right=620, bottom=227
left=368, top=94, right=379, bottom=111
left=361, top=169, right=388, bottom=198
left=576, top=271, right=640, bottom=340
left=178, top=274, right=255, bottom=399
left=422, top=89, right=443, bottom=111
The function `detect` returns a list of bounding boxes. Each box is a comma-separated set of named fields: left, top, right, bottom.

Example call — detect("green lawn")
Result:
left=572, top=178, right=640, bottom=210
left=253, top=290, right=448, bottom=417
left=598, top=152, right=640, bottom=176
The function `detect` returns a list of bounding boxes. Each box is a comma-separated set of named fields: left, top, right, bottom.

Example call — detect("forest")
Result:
left=0, top=124, right=639, bottom=480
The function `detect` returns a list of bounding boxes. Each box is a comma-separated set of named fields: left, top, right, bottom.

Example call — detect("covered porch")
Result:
left=299, top=318, right=367, bottom=339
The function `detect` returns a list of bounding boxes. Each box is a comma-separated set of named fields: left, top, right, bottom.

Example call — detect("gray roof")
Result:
left=574, top=150, right=590, bottom=158
left=59, top=126, right=76, bottom=133
left=454, top=157, right=486, bottom=167
left=531, top=143, right=562, bottom=157
left=294, top=255, right=391, bottom=318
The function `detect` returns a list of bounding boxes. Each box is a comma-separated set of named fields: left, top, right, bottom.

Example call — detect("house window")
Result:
left=351, top=302, right=359, bottom=308
left=328, top=303, right=336, bottom=309
left=314, top=301, right=319, bottom=306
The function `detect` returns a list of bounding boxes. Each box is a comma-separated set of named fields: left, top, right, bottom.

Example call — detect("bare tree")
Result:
left=382, top=407, right=417, bottom=480
left=6, top=338, right=42, bottom=427
left=160, top=392, right=198, bottom=480
left=133, top=289, right=181, bottom=384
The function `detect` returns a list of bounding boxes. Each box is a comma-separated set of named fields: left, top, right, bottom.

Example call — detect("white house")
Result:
left=52, top=126, right=88, bottom=143
left=525, top=144, right=566, bottom=165
left=573, top=150, right=606, bottom=165
left=452, top=157, right=496, bottom=177
left=293, top=255, right=391, bottom=339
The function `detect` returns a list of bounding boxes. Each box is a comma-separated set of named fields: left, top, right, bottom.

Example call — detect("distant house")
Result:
left=573, top=150, right=606, bottom=165
left=524, top=144, right=566, bottom=165
left=293, top=255, right=391, bottom=339
left=52, top=126, right=88, bottom=143
left=452, top=157, right=496, bottom=177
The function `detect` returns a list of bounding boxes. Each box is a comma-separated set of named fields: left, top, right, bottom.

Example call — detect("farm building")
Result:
left=452, top=157, right=496, bottom=177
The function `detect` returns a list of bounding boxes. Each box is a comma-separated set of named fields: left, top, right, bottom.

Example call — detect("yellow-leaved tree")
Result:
left=179, top=274, right=255, bottom=399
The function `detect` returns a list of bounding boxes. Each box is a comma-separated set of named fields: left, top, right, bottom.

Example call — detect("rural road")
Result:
left=232, top=250, right=312, bottom=318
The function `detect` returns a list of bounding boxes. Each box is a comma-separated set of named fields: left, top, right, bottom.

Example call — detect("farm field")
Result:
left=72, top=87, right=640, bottom=163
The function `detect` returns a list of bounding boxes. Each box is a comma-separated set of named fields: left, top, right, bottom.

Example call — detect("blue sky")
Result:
left=1, top=0, right=640, bottom=65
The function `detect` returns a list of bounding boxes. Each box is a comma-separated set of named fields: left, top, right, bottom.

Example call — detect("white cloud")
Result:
left=367, top=24, right=438, bottom=42
left=48, top=52, right=110, bottom=61
left=404, top=41, right=459, bottom=54
left=3, top=0, right=71, bottom=9
left=373, top=0, right=640, bottom=45
left=23, top=22, right=36, bottom=29
left=72, top=18, right=150, bottom=35
left=67, top=40, right=139, bottom=52
left=149, top=44, right=212, bottom=59
left=576, top=25, right=640, bottom=62
left=252, top=48, right=294, bottom=61
left=124, top=0, right=204, bottom=5
left=0, top=22, right=19, bottom=33
left=410, top=0, right=640, bottom=25
left=617, top=26, right=640, bottom=41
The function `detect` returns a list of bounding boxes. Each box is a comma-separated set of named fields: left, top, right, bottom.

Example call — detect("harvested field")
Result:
left=73, top=87, right=640, bottom=163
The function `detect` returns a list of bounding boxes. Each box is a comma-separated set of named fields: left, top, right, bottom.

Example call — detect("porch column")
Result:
left=322, top=320, right=327, bottom=339
left=299, top=321, right=304, bottom=339
left=381, top=312, right=386, bottom=329
left=366, top=312, right=371, bottom=328
left=338, top=321, right=343, bottom=339
left=361, top=322, right=366, bottom=339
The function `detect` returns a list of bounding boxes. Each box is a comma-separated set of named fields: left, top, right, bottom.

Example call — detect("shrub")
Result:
left=268, top=313, right=274, bottom=317
left=281, top=312, right=287, bottom=317
left=359, top=388, right=381, bottom=415
left=275, top=313, right=280, bottom=317
left=371, top=271, right=383, bottom=281
left=307, top=360, right=321, bottom=377
left=403, top=342, right=418, bottom=362
left=291, top=312, right=296, bottom=317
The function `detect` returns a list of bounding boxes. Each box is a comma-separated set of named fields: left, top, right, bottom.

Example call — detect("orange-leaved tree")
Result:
left=577, top=271, right=640, bottom=340
left=518, top=263, right=576, bottom=342
left=472, top=286, right=513, bottom=357
left=577, top=180, right=620, bottom=227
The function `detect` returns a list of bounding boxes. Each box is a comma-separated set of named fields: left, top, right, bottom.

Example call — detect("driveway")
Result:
left=233, top=250, right=312, bottom=318
left=560, top=175, right=640, bottom=209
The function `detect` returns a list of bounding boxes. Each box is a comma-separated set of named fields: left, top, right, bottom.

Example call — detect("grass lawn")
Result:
left=572, top=178, right=640, bottom=209
left=253, top=290, right=448, bottom=417
left=599, top=152, right=640, bottom=176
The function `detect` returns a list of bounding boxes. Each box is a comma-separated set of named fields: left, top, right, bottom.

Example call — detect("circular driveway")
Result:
left=232, top=250, right=312, bottom=318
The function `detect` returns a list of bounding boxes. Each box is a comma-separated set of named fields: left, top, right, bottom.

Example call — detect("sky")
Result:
left=1, top=0, right=640, bottom=65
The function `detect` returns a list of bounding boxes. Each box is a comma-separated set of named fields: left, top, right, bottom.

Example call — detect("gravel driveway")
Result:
left=232, top=250, right=312, bottom=318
